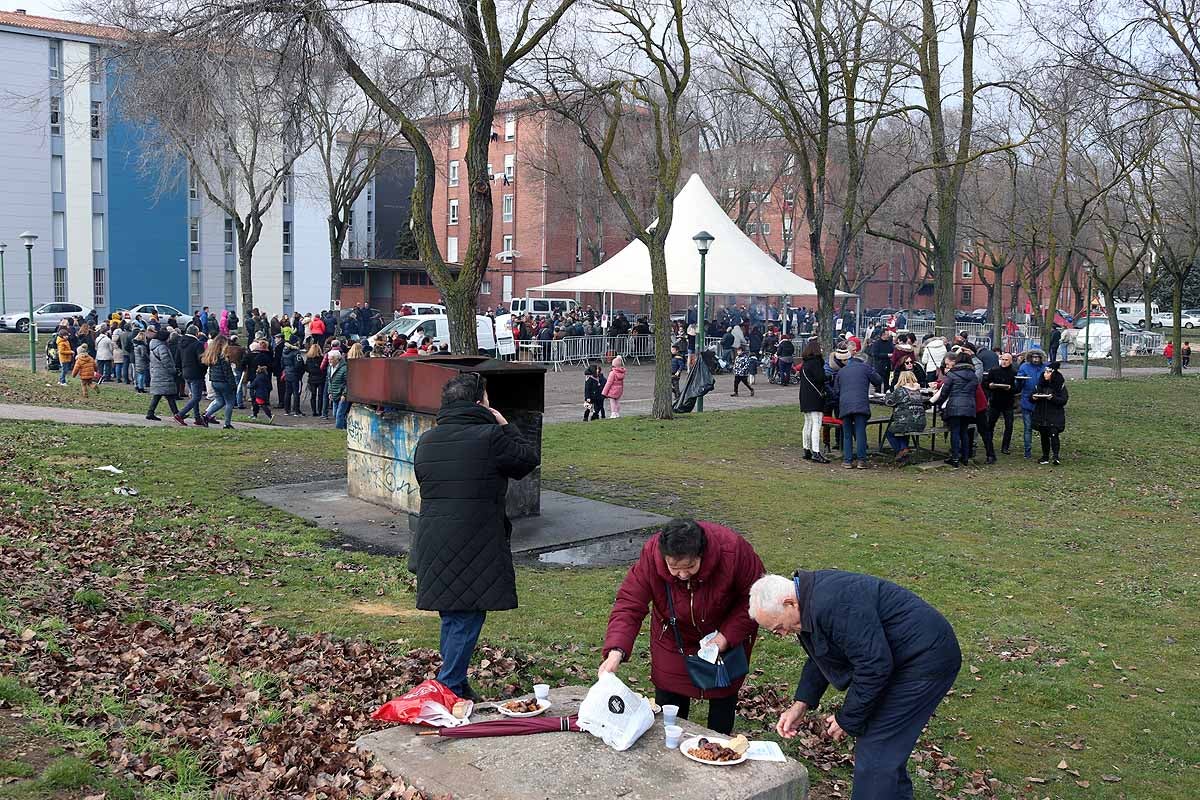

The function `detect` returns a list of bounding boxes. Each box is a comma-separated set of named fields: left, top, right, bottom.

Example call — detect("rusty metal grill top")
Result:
left=347, top=355, right=545, bottom=414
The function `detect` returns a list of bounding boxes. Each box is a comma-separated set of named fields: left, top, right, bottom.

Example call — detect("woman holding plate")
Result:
left=598, top=519, right=764, bottom=734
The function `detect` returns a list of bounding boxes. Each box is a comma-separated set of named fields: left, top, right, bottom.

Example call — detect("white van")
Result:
left=1112, top=302, right=1158, bottom=328
left=509, top=297, right=579, bottom=317
left=372, top=314, right=497, bottom=353
left=396, top=302, right=446, bottom=316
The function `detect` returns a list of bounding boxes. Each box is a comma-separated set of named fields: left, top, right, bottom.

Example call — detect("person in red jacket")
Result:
left=597, top=519, right=765, bottom=734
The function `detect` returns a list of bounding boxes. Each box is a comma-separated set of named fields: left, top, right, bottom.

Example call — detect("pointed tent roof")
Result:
left=531, top=173, right=853, bottom=298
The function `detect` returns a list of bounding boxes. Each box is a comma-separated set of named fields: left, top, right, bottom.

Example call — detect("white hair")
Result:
left=749, top=574, right=795, bottom=620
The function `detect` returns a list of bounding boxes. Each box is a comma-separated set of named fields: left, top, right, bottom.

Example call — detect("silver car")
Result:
left=0, top=302, right=93, bottom=333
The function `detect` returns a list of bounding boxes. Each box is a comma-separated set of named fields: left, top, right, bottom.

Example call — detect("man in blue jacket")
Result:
left=1016, top=349, right=1046, bottom=459
left=831, top=350, right=881, bottom=469
left=750, top=571, right=961, bottom=800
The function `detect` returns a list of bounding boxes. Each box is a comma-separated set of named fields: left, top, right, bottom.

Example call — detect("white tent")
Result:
left=530, top=173, right=853, bottom=298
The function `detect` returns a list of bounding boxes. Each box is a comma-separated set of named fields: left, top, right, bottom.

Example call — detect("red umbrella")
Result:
left=418, top=715, right=580, bottom=738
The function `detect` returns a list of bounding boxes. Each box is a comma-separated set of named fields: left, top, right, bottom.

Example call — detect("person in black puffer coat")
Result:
left=797, top=338, right=829, bottom=463
left=932, top=351, right=979, bottom=467
left=411, top=374, right=540, bottom=700
left=1031, top=362, right=1068, bottom=465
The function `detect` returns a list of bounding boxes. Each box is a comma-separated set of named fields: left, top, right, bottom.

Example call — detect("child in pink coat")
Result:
left=602, top=355, right=626, bottom=417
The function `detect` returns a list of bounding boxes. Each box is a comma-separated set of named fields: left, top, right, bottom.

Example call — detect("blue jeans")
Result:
left=841, top=413, right=869, bottom=463
left=885, top=431, right=910, bottom=454
left=232, top=368, right=244, bottom=405
left=1022, top=408, right=1034, bottom=455
left=205, top=381, right=237, bottom=427
left=179, top=378, right=207, bottom=420
left=114, top=362, right=126, bottom=383
left=851, top=670, right=960, bottom=799
left=437, top=610, right=487, bottom=696
left=59, top=362, right=71, bottom=384
left=136, top=369, right=149, bottom=391
left=98, top=360, right=113, bottom=381
left=334, top=397, right=350, bottom=429
left=947, top=416, right=972, bottom=462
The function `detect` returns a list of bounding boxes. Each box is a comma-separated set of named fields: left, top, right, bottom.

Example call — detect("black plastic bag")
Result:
left=674, top=351, right=716, bottom=413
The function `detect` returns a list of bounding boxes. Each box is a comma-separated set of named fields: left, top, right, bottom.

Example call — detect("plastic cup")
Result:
left=533, top=684, right=550, bottom=701
left=661, top=704, right=679, bottom=727
left=664, top=724, right=683, bottom=749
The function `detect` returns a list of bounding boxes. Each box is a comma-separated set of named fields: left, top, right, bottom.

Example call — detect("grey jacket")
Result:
left=148, top=337, right=178, bottom=396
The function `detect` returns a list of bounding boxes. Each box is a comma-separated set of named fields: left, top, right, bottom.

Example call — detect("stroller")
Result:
left=767, top=355, right=797, bottom=385
left=705, top=347, right=731, bottom=375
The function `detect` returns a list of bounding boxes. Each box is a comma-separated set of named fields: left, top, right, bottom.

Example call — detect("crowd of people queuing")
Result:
left=42, top=304, right=389, bottom=429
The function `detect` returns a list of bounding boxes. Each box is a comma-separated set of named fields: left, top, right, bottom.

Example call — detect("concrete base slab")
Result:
left=357, top=686, right=808, bottom=800
left=243, top=480, right=669, bottom=558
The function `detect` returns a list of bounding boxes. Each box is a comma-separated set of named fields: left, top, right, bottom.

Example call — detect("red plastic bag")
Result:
left=372, top=680, right=472, bottom=727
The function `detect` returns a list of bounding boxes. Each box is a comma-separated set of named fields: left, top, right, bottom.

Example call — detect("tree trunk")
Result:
left=238, top=250, right=254, bottom=317
left=1104, top=296, right=1123, bottom=379
left=990, top=271, right=1003, bottom=346
left=817, top=283, right=836, bottom=350
left=933, top=232, right=956, bottom=338
left=1171, top=278, right=1183, bottom=376
left=329, top=217, right=345, bottom=312
left=647, top=243, right=673, bottom=419
left=1142, top=285, right=1153, bottom=329
left=445, top=284, right=480, bottom=355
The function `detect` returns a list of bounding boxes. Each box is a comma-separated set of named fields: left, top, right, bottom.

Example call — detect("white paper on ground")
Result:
left=744, top=741, right=788, bottom=762
left=94, top=465, right=124, bottom=474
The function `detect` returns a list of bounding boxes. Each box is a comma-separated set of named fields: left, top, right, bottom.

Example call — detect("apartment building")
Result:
left=423, top=101, right=630, bottom=310
left=0, top=9, right=415, bottom=319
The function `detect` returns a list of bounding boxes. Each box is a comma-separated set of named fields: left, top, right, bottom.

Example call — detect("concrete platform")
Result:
left=243, top=480, right=669, bottom=558
left=357, top=686, right=808, bottom=800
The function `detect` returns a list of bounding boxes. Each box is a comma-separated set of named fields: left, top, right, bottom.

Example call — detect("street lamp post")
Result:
left=19, top=232, right=38, bottom=373
left=692, top=230, right=714, bottom=412
left=0, top=242, right=7, bottom=314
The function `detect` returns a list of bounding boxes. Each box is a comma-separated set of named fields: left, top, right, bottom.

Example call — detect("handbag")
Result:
left=663, top=584, right=749, bottom=691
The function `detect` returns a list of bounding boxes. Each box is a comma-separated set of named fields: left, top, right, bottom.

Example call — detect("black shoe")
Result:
left=985, top=455, right=997, bottom=464
left=803, top=449, right=812, bottom=461
left=1001, top=448, right=1010, bottom=455
left=145, top=414, right=162, bottom=421
left=812, top=453, right=830, bottom=464
left=1052, top=457, right=1061, bottom=465
left=223, top=424, right=234, bottom=429
left=750, top=388, right=755, bottom=396
left=1038, top=458, right=1050, bottom=465
left=459, top=685, right=481, bottom=702
left=943, top=458, right=958, bottom=467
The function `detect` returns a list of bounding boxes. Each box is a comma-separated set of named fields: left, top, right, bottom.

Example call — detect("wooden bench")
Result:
left=821, top=415, right=891, bottom=454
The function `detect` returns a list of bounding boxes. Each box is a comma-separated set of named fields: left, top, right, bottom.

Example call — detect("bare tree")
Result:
left=529, top=0, right=695, bottom=418
left=303, top=67, right=407, bottom=312
left=106, top=34, right=308, bottom=314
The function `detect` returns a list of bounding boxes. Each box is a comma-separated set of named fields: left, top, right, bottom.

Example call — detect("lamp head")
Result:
left=692, top=230, right=714, bottom=255
left=0, top=242, right=6, bottom=253
left=18, top=231, right=37, bottom=249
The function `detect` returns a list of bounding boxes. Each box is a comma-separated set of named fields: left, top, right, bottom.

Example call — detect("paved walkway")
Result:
left=0, top=403, right=294, bottom=429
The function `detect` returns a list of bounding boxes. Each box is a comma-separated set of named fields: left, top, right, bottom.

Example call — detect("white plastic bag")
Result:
left=576, top=673, right=654, bottom=751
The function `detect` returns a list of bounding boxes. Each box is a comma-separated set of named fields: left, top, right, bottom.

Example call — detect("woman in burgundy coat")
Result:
left=598, top=519, right=765, bottom=733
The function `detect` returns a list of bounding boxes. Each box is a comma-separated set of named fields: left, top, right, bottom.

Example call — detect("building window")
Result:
left=366, top=210, right=373, bottom=233
left=961, top=261, right=974, bottom=279
left=93, top=268, right=106, bottom=306
left=224, top=218, right=235, bottom=254
left=282, top=272, right=293, bottom=308
left=449, top=199, right=459, bottom=225
left=784, top=246, right=794, bottom=267
left=91, top=159, right=103, bottom=194
left=347, top=240, right=357, bottom=258
left=449, top=123, right=460, bottom=149
left=761, top=222, right=771, bottom=236
left=481, top=279, right=492, bottom=295
left=92, top=214, right=104, bottom=250
left=446, top=236, right=458, bottom=263
left=575, top=234, right=582, bottom=263
left=342, top=270, right=365, bottom=287
left=504, top=153, right=515, bottom=181
left=90, top=101, right=102, bottom=139
left=49, top=96, right=62, bottom=136
left=502, top=234, right=514, bottom=260
left=49, top=41, right=61, bottom=79
left=366, top=239, right=374, bottom=258
left=504, top=113, right=516, bottom=141
left=366, top=179, right=373, bottom=204
left=449, top=160, right=459, bottom=187
left=961, top=285, right=973, bottom=305
left=502, top=194, right=513, bottom=222
left=89, top=44, right=102, bottom=84
left=52, top=212, right=65, bottom=250
left=282, top=168, right=293, bottom=204
left=53, top=268, right=67, bottom=302
left=747, top=222, right=758, bottom=234
left=282, top=221, right=292, bottom=255
left=188, top=167, right=198, bottom=199
left=783, top=154, right=794, bottom=175
left=784, top=186, right=796, bottom=203
left=190, top=269, right=202, bottom=309
left=51, top=155, right=64, bottom=193
left=348, top=209, right=354, bottom=232
left=189, top=217, right=200, bottom=253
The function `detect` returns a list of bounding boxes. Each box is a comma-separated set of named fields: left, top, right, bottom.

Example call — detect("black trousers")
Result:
left=654, top=688, right=737, bottom=735
left=732, top=375, right=753, bottom=394
left=987, top=406, right=1014, bottom=453
left=1039, top=430, right=1061, bottom=459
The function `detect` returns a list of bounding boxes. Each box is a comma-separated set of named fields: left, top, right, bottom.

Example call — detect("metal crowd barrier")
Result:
left=500, top=334, right=659, bottom=370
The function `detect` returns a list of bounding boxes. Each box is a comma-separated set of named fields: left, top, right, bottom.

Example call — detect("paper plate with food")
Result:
left=680, top=734, right=750, bottom=765
left=495, top=698, right=552, bottom=717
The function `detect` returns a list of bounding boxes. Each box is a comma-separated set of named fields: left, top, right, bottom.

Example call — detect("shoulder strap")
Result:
left=663, top=583, right=687, bottom=655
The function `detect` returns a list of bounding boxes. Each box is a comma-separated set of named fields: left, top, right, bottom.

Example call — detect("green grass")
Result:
left=0, top=332, right=34, bottom=358
left=0, top=376, right=1197, bottom=798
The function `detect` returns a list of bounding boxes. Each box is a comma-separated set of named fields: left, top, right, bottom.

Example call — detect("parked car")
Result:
left=0, top=302, right=93, bottom=333
left=1073, top=316, right=1141, bottom=333
left=1151, top=310, right=1200, bottom=328
left=371, top=313, right=498, bottom=354
left=397, top=302, right=446, bottom=316
left=509, top=297, right=580, bottom=317
left=119, top=303, right=187, bottom=323
left=1112, top=301, right=1158, bottom=328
